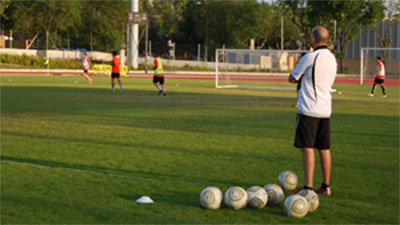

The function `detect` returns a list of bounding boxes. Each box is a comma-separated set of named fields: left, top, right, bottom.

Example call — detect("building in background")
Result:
left=345, top=19, right=399, bottom=60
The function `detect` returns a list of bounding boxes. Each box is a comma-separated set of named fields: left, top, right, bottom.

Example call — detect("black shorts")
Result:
left=294, top=114, right=330, bottom=149
left=374, top=78, right=384, bottom=84
left=153, top=76, right=164, bottom=84
left=83, top=69, right=88, bottom=73
left=112, top=72, right=120, bottom=79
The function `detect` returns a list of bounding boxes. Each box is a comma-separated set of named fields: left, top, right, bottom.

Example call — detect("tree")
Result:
left=155, top=0, right=188, bottom=40
left=281, top=0, right=313, bottom=49
left=205, top=0, right=261, bottom=53
left=377, top=0, right=400, bottom=59
left=309, top=0, right=385, bottom=72
left=10, top=1, right=82, bottom=49
left=0, top=0, right=11, bottom=17
left=81, top=0, right=128, bottom=52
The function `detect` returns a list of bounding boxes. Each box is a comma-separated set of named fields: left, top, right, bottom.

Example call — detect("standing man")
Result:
left=110, top=51, right=123, bottom=92
left=82, top=53, right=93, bottom=84
left=368, top=56, right=386, bottom=97
left=288, top=26, right=337, bottom=196
left=153, top=54, right=167, bottom=96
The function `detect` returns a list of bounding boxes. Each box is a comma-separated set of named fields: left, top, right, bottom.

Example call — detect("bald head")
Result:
left=311, top=26, right=330, bottom=46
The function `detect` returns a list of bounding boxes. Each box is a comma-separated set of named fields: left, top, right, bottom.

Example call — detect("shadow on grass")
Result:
left=2, top=192, right=147, bottom=223
left=1, top=85, right=298, bottom=142
left=1, top=85, right=296, bottom=108
left=0, top=155, right=260, bottom=188
left=2, top=130, right=297, bottom=167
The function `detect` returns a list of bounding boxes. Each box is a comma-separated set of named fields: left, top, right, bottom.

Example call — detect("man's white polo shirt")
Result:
left=291, top=46, right=337, bottom=118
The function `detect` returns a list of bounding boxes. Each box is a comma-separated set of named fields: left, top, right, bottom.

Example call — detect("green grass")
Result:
left=1, top=75, right=399, bottom=224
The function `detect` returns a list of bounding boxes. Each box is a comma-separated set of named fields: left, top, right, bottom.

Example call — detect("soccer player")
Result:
left=82, top=53, right=93, bottom=84
left=288, top=26, right=337, bottom=196
left=110, top=51, right=123, bottom=92
left=368, top=56, right=386, bottom=97
left=153, top=54, right=167, bottom=96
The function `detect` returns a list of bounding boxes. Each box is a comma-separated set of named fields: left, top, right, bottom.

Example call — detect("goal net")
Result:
left=360, top=47, right=400, bottom=85
left=215, top=49, right=309, bottom=89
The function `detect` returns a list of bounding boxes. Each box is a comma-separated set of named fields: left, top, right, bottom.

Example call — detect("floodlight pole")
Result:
left=46, top=31, right=49, bottom=76
left=9, top=30, right=12, bottom=48
left=46, top=31, right=49, bottom=56
left=145, top=24, right=148, bottom=74
left=128, top=0, right=139, bottom=69
left=215, top=49, right=219, bottom=88
left=281, top=15, right=284, bottom=50
left=360, top=48, right=364, bottom=85
left=205, top=8, right=208, bottom=62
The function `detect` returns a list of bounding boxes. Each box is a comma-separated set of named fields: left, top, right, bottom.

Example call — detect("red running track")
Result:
left=2, top=71, right=399, bottom=85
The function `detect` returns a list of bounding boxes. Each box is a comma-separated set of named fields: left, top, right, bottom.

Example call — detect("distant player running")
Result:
left=153, top=54, right=167, bottom=96
left=368, top=56, right=386, bottom=97
left=82, top=53, right=93, bottom=84
left=110, top=51, right=123, bottom=92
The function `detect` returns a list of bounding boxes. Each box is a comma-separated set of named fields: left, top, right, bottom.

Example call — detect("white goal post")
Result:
left=215, top=49, right=309, bottom=89
left=360, top=47, right=400, bottom=85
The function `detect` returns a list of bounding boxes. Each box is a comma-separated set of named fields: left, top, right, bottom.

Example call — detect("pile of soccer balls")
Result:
left=199, top=171, right=319, bottom=219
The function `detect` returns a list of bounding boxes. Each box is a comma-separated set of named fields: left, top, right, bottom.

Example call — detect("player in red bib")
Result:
left=368, top=56, right=386, bottom=97
left=110, top=51, right=123, bottom=92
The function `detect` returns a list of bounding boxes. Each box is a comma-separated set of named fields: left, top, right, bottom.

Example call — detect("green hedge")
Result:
left=0, top=54, right=82, bottom=69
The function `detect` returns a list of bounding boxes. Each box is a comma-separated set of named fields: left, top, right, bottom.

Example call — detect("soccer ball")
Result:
left=224, top=186, right=248, bottom=210
left=263, top=183, right=284, bottom=206
left=298, top=189, right=319, bottom=213
left=200, top=187, right=223, bottom=210
left=278, top=171, right=298, bottom=190
left=284, top=194, right=309, bottom=218
left=246, top=186, right=268, bottom=209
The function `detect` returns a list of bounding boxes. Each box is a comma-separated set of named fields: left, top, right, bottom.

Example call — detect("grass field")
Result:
left=1, top=74, right=399, bottom=224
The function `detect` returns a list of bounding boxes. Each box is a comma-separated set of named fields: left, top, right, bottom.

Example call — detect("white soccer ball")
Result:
left=246, top=186, right=268, bottom=209
left=200, top=187, right=223, bottom=210
left=224, top=186, right=248, bottom=210
left=284, top=194, right=309, bottom=218
left=278, top=171, right=298, bottom=191
left=298, top=189, right=319, bottom=213
left=263, top=183, right=284, bottom=206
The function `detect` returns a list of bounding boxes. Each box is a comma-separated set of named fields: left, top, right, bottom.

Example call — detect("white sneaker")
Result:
left=110, top=88, right=115, bottom=92
left=382, top=95, right=387, bottom=98
left=368, top=93, right=374, bottom=97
